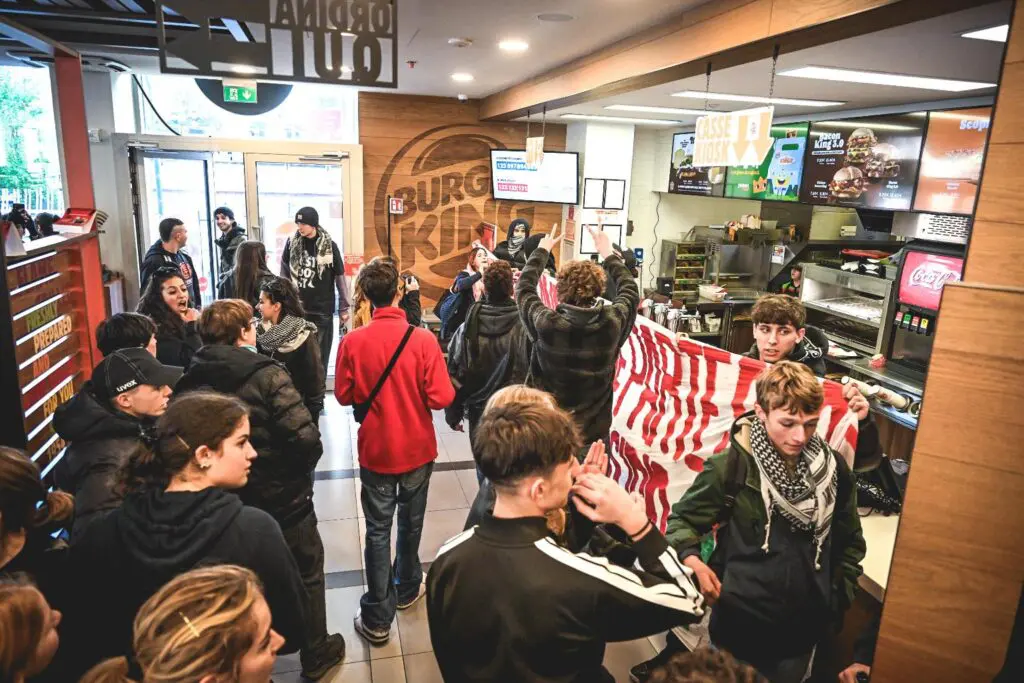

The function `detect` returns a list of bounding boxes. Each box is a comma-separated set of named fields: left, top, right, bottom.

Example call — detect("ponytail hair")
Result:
left=0, top=447, right=73, bottom=538
left=80, top=565, right=265, bottom=683
left=0, top=578, right=49, bottom=683
left=118, top=392, right=248, bottom=494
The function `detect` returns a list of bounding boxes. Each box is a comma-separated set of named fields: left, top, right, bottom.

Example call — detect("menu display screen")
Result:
left=913, top=107, right=991, bottom=215
left=667, top=132, right=725, bottom=197
left=800, top=114, right=925, bottom=210
left=897, top=250, right=964, bottom=311
left=725, top=123, right=809, bottom=202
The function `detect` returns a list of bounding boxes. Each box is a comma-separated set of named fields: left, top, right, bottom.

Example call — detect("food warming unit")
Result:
left=800, top=263, right=896, bottom=357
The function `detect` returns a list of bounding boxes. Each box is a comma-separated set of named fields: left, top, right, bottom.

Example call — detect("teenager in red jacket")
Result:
left=334, top=258, right=454, bottom=646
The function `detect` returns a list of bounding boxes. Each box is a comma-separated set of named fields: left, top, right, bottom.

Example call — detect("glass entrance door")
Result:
left=133, top=150, right=217, bottom=307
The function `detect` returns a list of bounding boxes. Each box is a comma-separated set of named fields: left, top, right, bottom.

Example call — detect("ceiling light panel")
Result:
left=451, top=72, right=474, bottom=82
left=561, top=114, right=681, bottom=125
left=606, top=105, right=708, bottom=115
left=778, top=66, right=997, bottom=92
left=961, top=24, right=1009, bottom=42
left=499, top=39, right=529, bottom=52
left=671, top=90, right=844, bottom=107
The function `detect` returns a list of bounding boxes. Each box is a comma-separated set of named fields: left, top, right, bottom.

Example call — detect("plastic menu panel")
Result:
left=913, top=107, right=991, bottom=215
left=725, top=123, right=809, bottom=202
left=800, top=114, right=925, bottom=210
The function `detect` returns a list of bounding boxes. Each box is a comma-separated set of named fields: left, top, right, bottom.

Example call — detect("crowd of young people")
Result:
left=0, top=211, right=883, bottom=683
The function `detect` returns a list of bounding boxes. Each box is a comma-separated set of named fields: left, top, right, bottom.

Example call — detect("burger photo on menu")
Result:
left=800, top=113, right=925, bottom=210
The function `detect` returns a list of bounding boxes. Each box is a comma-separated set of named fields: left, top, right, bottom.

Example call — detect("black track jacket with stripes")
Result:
left=426, top=515, right=705, bottom=683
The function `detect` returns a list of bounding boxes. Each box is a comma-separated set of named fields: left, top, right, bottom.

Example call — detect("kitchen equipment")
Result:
left=800, top=263, right=896, bottom=356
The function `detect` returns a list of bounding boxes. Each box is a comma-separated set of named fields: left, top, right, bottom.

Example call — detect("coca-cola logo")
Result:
left=908, top=263, right=961, bottom=291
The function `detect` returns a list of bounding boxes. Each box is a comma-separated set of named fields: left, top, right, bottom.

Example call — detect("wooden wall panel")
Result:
left=359, top=93, right=567, bottom=304
left=872, top=283, right=1024, bottom=683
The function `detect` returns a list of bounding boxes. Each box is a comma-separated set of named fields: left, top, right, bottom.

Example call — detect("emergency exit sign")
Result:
left=223, top=79, right=258, bottom=104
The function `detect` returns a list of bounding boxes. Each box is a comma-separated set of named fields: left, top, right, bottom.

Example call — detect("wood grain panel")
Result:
left=963, top=220, right=1024, bottom=288
left=872, top=283, right=1024, bottom=683
left=9, top=274, right=68, bottom=316
left=6, top=251, right=71, bottom=291
left=360, top=93, right=567, bottom=305
left=17, top=334, right=80, bottom=390
left=973, top=143, right=1024, bottom=225
left=988, top=62, right=1024, bottom=145
left=1007, top=0, right=1024, bottom=64
left=768, top=0, right=896, bottom=34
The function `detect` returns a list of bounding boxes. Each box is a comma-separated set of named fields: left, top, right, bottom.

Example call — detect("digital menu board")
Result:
left=725, top=123, right=809, bottom=202
left=490, top=150, right=580, bottom=204
left=800, top=114, right=925, bottom=210
left=913, top=107, right=991, bottom=215
left=667, top=132, right=725, bottom=197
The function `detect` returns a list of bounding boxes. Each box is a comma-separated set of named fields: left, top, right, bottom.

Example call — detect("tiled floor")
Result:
left=287, top=396, right=659, bottom=682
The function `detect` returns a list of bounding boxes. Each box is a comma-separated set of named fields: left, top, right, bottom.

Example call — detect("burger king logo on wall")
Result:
left=373, top=124, right=544, bottom=302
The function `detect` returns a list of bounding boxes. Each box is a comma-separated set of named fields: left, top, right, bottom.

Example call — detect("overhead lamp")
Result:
left=961, top=24, right=1009, bottom=42
left=451, top=72, right=474, bottom=82
left=560, top=114, right=681, bottom=125
left=230, top=64, right=259, bottom=75
left=499, top=39, right=529, bottom=52
left=778, top=66, right=997, bottom=92
left=671, top=90, right=844, bottom=107
left=606, top=104, right=708, bottom=116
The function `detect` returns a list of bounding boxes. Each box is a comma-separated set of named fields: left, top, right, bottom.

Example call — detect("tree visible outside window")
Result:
left=0, top=66, right=64, bottom=215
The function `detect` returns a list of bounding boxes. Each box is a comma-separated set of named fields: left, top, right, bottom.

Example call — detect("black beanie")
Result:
left=214, top=206, right=235, bottom=221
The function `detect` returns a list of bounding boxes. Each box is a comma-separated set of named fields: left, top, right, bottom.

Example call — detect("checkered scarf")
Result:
left=288, top=227, right=334, bottom=285
left=748, top=417, right=838, bottom=570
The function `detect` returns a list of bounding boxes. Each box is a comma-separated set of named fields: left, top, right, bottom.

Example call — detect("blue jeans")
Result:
left=359, top=461, right=433, bottom=629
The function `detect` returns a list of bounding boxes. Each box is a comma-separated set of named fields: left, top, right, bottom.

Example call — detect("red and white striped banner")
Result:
left=537, top=275, right=859, bottom=530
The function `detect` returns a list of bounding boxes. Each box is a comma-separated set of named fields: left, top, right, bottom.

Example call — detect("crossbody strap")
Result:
left=364, top=325, right=415, bottom=408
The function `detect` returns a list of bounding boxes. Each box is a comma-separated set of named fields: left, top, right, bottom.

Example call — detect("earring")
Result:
left=199, top=461, right=212, bottom=470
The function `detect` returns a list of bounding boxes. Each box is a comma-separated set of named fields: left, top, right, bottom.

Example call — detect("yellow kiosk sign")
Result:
left=694, top=106, right=775, bottom=167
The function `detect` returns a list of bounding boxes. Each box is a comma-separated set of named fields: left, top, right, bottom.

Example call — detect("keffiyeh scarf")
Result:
left=748, top=417, right=838, bottom=570
left=256, top=315, right=316, bottom=353
left=288, top=228, right=334, bottom=286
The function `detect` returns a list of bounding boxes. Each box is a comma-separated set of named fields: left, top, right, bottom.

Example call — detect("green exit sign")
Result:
left=223, top=80, right=258, bottom=104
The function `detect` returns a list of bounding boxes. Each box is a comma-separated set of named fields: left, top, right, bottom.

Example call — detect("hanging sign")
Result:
left=693, top=106, right=775, bottom=167
left=223, top=79, right=258, bottom=104
left=155, top=0, right=398, bottom=88
left=525, top=136, right=545, bottom=170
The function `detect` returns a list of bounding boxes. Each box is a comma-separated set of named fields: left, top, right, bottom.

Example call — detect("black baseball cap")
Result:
left=92, top=348, right=182, bottom=401
left=294, top=207, right=320, bottom=228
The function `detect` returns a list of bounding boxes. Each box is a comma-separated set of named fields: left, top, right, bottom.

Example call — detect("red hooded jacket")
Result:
left=335, top=307, right=455, bottom=474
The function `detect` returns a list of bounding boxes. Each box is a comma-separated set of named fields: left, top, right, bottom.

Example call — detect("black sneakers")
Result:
left=300, top=633, right=345, bottom=680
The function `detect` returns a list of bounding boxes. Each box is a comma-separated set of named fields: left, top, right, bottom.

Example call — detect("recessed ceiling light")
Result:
left=778, top=66, right=997, bottom=92
left=671, top=90, right=844, bottom=108
left=961, top=24, right=1009, bottom=42
left=499, top=39, right=529, bottom=52
left=451, top=72, right=474, bottom=83
left=561, top=114, right=681, bottom=126
left=230, top=64, right=259, bottom=75
left=538, top=13, right=574, bottom=22
left=606, top=105, right=708, bottom=116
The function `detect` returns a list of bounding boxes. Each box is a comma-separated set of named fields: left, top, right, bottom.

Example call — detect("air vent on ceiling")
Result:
left=891, top=212, right=971, bottom=245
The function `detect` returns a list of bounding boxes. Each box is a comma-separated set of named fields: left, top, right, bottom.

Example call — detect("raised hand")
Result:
left=581, top=440, right=608, bottom=476
left=538, top=223, right=563, bottom=253
left=587, top=224, right=614, bottom=259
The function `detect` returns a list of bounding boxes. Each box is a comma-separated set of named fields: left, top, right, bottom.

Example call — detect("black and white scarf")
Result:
left=288, top=228, right=334, bottom=286
left=256, top=315, right=315, bottom=353
left=508, top=233, right=525, bottom=257
left=748, top=417, right=838, bottom=570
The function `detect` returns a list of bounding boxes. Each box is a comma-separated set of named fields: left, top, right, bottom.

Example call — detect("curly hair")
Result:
left=648, top=647, right=766, bottom=683
left=556, top=259, right=606, bottom=306
left=751, top=294, right=805, bottom=329
left=483, top=260, right=514, bottom=303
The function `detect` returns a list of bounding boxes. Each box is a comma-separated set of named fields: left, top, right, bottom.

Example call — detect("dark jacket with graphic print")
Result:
left=279, top=231, right=350, bottom=320
left=140, top=240, right=202, bottom=308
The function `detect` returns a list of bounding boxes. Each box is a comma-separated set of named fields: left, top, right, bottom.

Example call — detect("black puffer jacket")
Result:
left=517, top=247, right=640, bottom=444
left=257, top=317, right=326, bottom=417
left=62, top=488, right=306, bottom=678
left=53, top=385, right=150, bottom=541
left=154, top=320, right=202, bottom=368
left=175, top=345, right=322, bottom=527
left=445, top=298, right=529, bottom=430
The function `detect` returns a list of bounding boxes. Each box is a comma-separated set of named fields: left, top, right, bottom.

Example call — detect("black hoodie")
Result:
left=63, top=488, right=306, bottom=678
left=53, top=385, right=150, bottom=541
left=494, top=218, right=531, bottom=269
left=175, top=345, right=322, bottom=527
left=215, top=224, right=246, bottom=275
left=140, top=240, right=202, bottom=308
left=444, top=298, right=530, bottom=430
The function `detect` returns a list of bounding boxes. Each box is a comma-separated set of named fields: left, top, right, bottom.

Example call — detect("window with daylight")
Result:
left=0, top=66, right=65, bottom=217
left=135, top=74, right=358, bottom=143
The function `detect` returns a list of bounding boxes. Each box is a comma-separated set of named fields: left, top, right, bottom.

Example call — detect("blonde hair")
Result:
left=0, top=579, right=48, bottom=682
left=485, top=385, right=556, bottom=412
left=81, top=565, right=265, bottom=683
left=755, top=361, right=824, bottom=415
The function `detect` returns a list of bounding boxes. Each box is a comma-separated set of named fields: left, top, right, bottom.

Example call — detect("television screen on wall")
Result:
left=490, top=150, right=580, bottom=204
left=724, top=122, right=809, bottom=202
left=913, top=107, right=992, bottom=215
left=667, top=132, right=725, bottom=197
left=800, top=113, right=925, bottom=210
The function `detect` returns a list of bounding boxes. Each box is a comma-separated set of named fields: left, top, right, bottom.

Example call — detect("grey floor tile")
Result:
left=321, top=518, right=362, bottom=573
left=425, top=471, right=469, bottom=511
left=603, top=638, right=657, bottom=682
left=395, top=596, right=433, bottom=655
left=274, top=659, right=372, bottom=683
left=272, top=651, right=301, bottom=674
left=370, top=656, right=407, bottom=683
left=454, top=468, right=479, bottom=503
left=325, top=587, right=369, bottom=664
left=403, top=652, right=444, bottom=683
left=314, top=478, right=359, bottom=521
left=438, top=432, right=473, bottom=463
left=419, top=508, right=471, bottom=563
left=367, top=618, right=403, bottom=661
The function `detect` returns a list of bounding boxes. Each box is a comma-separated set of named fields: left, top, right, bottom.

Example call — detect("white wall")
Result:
left=628, top=127, right=762, bottom=289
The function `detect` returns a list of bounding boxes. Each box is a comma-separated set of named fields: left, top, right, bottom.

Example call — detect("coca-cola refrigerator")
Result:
left=888, top=241, right=965, bottom=374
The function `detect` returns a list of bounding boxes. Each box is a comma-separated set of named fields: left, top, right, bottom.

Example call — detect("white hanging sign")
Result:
left=693, top=106, right=775, bottom=167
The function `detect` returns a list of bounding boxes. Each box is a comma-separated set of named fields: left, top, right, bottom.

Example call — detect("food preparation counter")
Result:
left=858, top=512, right=900, bottom=602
